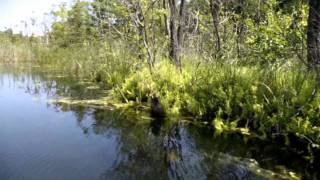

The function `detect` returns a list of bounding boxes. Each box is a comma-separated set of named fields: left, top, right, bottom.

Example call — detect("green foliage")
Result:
left=244, top=0, right=308, bottom=64
left=50, top=1, right=97, bottom=48
left=115, top=61, right=320, bottom=144
left=116, top=61, right=191, bottom=115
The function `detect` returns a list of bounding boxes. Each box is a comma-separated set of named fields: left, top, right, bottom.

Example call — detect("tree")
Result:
left=210, top=0, right=221, bottom=53
left=66, top=0, right=96, bottom=45
left=307, top=0, right=320, bottom=66
left=168, top=0, right=186, bottom=69
left=91, top=0, right=131, bottom=39
left=50, top=1, right=96, bottom=47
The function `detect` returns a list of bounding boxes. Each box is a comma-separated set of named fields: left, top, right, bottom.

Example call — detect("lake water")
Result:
left=0, top=65, right=317, bottom=180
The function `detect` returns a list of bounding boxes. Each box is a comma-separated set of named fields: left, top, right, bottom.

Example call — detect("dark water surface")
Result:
left=0, top=65, right=317, bottom=180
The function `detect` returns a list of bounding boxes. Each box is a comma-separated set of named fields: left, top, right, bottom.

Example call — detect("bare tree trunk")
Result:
left=210, top=0, right=221, bottom=53
left=177, top=0, right=186, bottom=46
left=307, top=0, right=320, bottom=67
left=138, top=6, right=155, bottom=70
left=163, top=0, right=170, bottom=36
left=236, top=0, right=245, bottom=58
left=125, top=1, right=154, bottom=70
left=168, top=0, right=181, bottom=68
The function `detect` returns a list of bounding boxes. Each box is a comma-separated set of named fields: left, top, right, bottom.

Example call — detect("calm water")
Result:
left=0, top=65, right=317, bottom=180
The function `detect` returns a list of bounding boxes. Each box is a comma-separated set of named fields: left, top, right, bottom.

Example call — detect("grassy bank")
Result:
left=117, top=61, right=320, bottom=145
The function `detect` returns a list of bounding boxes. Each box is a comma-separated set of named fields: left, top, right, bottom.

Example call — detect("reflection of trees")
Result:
left=95, top=118, right=208, bottom=179
left=87, top=109, right=168, bottom=179
left=188, top=127, right=320, bottom=180
left=56, top=107, right=187, bottom=179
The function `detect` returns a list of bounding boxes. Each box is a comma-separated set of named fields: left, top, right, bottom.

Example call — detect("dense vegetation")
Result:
left=1, top=0, right=320, bottom=161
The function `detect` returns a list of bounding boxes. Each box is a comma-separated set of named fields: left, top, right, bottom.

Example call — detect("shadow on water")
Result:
left=0, top=64, right=319, bottom=180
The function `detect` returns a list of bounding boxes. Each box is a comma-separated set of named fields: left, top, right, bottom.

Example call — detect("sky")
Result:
left=0, top=0, right=72, bottom=35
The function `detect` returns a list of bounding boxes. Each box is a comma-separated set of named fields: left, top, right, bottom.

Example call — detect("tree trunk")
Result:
left=177, top=0, right=186, bottom=46
left=307, top=0, right=320, bottom=67
left=236, top=0, right=245, bottom=58
left=210, top=0, right=221, bottom=53
left=168, top=0, right=181, bottom=68
left=163, top=0, right=170, bottom=36
left=125, top=1, right=154, bottom=70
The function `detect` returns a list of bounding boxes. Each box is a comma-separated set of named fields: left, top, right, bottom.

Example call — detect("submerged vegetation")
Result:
left=1, top=0, right=320, bottom=164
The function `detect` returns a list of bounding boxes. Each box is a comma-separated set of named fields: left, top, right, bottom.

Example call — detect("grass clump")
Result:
left=116, top=61, right=192, bottom=115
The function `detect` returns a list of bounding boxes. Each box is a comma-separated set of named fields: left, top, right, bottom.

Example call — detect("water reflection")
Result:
left=0, top=65, right=319, bottom=180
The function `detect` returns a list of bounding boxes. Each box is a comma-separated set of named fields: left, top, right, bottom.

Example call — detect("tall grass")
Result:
left=0, top=35, right=34, bottom=62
